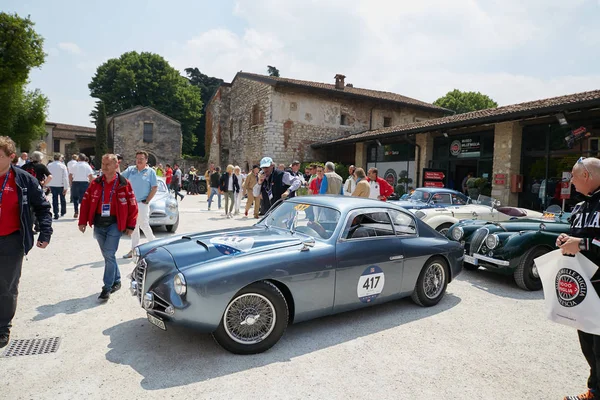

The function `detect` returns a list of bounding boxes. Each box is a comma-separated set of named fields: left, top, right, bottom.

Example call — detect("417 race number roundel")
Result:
left=357, top=266, right=385, bottom=303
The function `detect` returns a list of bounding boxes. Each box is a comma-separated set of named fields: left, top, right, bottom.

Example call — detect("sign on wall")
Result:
left=450, top=137, right=481, bottom=158
left=422, top=168, right=446, bottom=188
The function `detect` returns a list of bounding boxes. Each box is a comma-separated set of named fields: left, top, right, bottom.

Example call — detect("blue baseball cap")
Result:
left=260, top=157, right=273, bottom=168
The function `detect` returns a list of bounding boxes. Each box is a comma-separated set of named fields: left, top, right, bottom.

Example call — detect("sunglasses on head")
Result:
left=578, top=157, right=592, bottom=178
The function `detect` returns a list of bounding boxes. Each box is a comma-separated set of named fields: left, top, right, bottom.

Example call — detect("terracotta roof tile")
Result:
left=46, top=122, right=96, bottom=134
left=236, top=72, right=449, bottom=113
left=315, top=89, right=600, bottom=147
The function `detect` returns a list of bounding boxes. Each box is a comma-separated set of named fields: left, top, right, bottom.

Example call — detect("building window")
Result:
left=53, top=139, right=60, bottom=153
left=340, top=113, right=348, bottom=126
left=143, top=123, right=153, bottom=143
left=251, top=104, right=260, bottom=126
left=383, top=117, right=392, bottom=127
left=238, top=119, right=243, bottom=134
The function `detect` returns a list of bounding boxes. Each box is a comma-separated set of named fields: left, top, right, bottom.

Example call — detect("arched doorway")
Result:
left=147, top=153, right=157, bottom=167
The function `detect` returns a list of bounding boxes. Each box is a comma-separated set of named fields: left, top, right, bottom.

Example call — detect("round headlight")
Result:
left=133, top=247, right=141, bottom=264
left=143, top=293, right=154, bottom=309
left=451, top=227, right=464, bottom=241
left=174, top=273, right=187, bottom=296
left=166, top=201, right=178, bottom=210
left=414, top=211, right=426, bottom=220
left=485, top=234, right=499, bottom=249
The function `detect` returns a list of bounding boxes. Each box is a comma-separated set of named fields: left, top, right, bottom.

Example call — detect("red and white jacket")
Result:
left=78, top=174, right=138, bottom=232
left=368, top=176, right=395, bottom=201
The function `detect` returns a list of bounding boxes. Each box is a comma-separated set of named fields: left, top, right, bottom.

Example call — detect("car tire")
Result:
left=411, top=257, right=449, bottom=307
left=165, top=216, right=179, bottom=233
left=436, top=223, right=453, bottom=236
left=514, top=246, right=546, bottom=291
left=213, top=281, right=289, bottom=354
left=198, top=181, right=207, bottom=194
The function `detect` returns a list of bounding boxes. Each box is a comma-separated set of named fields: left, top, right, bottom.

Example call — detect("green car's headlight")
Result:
left=485, top=234, right=499, bottom=249
left=451, top=227, right=464, bottom=241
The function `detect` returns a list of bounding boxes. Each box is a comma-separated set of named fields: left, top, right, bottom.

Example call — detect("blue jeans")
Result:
left=94, top=223, right=122, bottom=291
left=50, top=187, right=67, bottom=217
left=208, top=187, right=221, bottom=209
left=72, top=181, right=89, bottom=214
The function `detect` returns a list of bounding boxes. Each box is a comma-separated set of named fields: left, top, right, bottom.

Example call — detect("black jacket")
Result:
left=219, top=172, right=239, bottom=193
left=9, top=165, right=53, bottom=254
left=569, top=188, right=600, bottom=291
left=261, top=169, right=290, bottom=209
left=210, top=171, right=220, bottom=188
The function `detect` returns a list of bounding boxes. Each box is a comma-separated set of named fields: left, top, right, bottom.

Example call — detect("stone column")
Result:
left=416, top=133, right=433, bottom=185
left=354, top=142, right=367, bottom=169
left=491, top=121, right=522, bottom=206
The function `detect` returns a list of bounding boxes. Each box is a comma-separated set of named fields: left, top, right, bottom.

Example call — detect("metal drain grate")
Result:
left=1, top=337, right=61, bottom=358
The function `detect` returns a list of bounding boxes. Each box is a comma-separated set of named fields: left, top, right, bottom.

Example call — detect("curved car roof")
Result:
left=287, top=195, right=404, bottom=213
left=413, top=188, right=465, bottom=195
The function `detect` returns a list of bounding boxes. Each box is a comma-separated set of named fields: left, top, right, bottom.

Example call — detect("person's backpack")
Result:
left=22, top=161, right=37, bottom=178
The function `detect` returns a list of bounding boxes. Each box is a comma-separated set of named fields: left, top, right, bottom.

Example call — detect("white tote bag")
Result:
left=535, top=249, right=600, bottom=335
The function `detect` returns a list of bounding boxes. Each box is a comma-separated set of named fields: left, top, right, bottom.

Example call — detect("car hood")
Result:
left=148, top=226, right=304, bottom=271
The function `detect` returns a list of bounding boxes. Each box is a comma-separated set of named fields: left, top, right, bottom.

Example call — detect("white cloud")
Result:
left=58, top=42, right=82, bottom=55
left=166, top=0, right=599, bottom=107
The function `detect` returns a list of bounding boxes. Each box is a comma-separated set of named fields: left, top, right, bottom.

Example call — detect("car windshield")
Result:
left=157, top=180, right=168, bottom=193
left=408, top=190, right=430, bottom=202
left=474, top=195, right=496, bottom=207
left=257, top=201, right=341, bottom=240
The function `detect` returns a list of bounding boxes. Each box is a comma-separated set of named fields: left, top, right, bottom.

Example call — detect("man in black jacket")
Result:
left=259, top=157, right=301, bottom=212
left=557, top=157, right=600, bottom=400
left=0, top=136, right=52, bottom=349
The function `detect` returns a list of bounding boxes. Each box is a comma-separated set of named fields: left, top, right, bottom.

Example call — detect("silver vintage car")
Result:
left=149, top=178, right=179, bottom=232
left=130, top=196, right=463, bottom=354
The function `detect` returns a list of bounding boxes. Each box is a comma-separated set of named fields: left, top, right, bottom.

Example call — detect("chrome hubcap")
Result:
left=531, top=264, right=539, bottom=278
left=224, top=293, right=276, bottom=345
left=439, top=228, right=449, bottom=236
left=424, top=262, right=445, bottom=299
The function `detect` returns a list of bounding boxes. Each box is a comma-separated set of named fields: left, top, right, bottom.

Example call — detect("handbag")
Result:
left=535, top=250, right=600, bottom=335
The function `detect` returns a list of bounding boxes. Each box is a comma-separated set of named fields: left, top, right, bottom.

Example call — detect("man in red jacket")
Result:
left=367, top=168, right=395, bottom=201
left=78, top=154, right=138, bottom=301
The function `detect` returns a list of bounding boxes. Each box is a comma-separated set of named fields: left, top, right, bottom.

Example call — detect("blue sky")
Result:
left=5, top=0, right=600, bottom=127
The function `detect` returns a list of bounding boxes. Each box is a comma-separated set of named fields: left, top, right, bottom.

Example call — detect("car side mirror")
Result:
left=300, top=237, right=316, bottom=251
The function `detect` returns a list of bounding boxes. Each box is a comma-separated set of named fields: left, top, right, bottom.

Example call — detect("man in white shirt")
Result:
left=69, top=153, right=94, bottom=218
left=47, top=153, right=70, bottom=219
left=67, top=154, right=78, bottom=203
left=343, top=165, right=357, bottom=196
left=16, top=152, right=28, bottom=167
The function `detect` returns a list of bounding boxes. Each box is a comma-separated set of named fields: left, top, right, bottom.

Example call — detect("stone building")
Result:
left=42, top=122, right=96, bottom=158
left=108, top=106, right=182, bottom=167
left=315, top=89, right=600, bottom=209
left=206, top=72, right=450, bottom=171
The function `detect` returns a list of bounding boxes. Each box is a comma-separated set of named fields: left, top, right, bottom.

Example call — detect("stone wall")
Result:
left=110, top=108, right=182, bottom=167
left=206, top=86, right=231, bottom=167
left=492, top=121, right=522, bottom=206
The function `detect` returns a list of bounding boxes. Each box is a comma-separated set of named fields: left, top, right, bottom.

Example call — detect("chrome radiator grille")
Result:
left=469, top=228, right=489, bottom=256
left=134, top=259, right=147, bottom=303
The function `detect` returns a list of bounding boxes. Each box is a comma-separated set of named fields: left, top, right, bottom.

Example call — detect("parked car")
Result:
left=447, top=205, right=570, bottom=290
left=413, top=195, right=545, bottom=235
left=182, top=174, right=207, bottom=194
left=129, top=196, right=464, bottom=354
left=149, top=178, right=179, bottom=232
left=389, top=188, right=470, bottom=210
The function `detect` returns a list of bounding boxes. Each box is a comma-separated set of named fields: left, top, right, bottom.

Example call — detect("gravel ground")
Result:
left=1, top=193, right=590, bottom=399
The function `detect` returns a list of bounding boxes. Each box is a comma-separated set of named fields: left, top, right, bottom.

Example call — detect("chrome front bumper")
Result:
left=473, top=253, right=510, bottom=266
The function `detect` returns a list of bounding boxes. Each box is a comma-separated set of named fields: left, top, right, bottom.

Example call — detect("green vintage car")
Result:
left=446, top=205, right=571, bottom=291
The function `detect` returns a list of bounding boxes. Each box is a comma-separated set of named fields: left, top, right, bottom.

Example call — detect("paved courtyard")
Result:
left=2, top=193, right=589, bottom=399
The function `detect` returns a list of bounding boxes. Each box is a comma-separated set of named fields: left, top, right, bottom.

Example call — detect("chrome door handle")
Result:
left=390, top=255, right=404, bottom=261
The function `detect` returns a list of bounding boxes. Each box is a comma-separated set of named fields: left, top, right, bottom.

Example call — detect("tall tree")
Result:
left=0, top=13, right=48, bottom=149
left=89, top=52, right=203, bottom=155
left=267, top=65, right=280, bottom=77
left=433, top=89, right=498, bottom=114
left=184, top=67, right=224, bottom=156
left=94, top=101, right=108, bottom=168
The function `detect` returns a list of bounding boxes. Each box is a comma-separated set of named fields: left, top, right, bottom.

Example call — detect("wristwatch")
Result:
left=579, top=239, right=587, bottom=251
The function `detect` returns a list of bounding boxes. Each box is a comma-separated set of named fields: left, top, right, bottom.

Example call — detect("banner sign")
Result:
left=450, top=137, right=481, bottom=158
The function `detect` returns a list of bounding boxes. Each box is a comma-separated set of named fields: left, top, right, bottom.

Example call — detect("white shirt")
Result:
left=343, top=176, right=357, bottom=196
left=369, top=180, right=381, bottom=200
left=70, top=161, right=93, bottom=182
left=67, top=159, right=78, bottom=174
left=47, top=161, right=69, bottom=188
left=228, top=175, right=234, bottom=191
left=17, top=157, right=27, bottom=167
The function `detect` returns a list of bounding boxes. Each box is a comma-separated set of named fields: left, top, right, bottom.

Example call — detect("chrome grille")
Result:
left=469, top=228, right=489, bottom=256
left=135, top=259, right=147, bottom=304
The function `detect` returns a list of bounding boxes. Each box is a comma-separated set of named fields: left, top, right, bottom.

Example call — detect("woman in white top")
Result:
left=233, top=166, right=244, bottom=215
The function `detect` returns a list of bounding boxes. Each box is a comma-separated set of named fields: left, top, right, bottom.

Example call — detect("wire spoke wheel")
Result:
left=423, top=262, right=446, bottom=299
left=223, top=293, right=276, bottom=345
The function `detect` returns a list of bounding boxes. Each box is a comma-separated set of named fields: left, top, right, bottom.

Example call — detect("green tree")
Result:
left=184, top=67, right=224, bottom=156
left=267, top=65, right=280, bottom=77
left=433, top=89, right=498, bottom=114
left=89, top=51, right=203, bottom=155
left=0, top=13, right=48, bottom=149
left=94, top=101, right=108, bottom=168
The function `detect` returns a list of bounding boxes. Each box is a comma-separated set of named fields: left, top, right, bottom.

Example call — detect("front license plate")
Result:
left=464, top=255, right=478, bottom=265
left=147, top=313, right=166, bottom=330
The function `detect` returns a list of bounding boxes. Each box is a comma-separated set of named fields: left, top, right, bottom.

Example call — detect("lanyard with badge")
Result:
left=0, top=170, right=10, bottom=219
left=101, top=177, right=118, bottom=217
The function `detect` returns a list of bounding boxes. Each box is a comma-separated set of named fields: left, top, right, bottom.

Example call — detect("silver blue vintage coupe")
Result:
left=130, top=196, right=463, bottom=354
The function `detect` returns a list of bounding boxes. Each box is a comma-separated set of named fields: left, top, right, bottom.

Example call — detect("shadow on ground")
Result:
left=456, top=269, right=544, bottom=300
left=103, top=294, right=460, bottom=390
left=65, top=258, right=131, bottom=272
left=32, top=293, right=105, bottom=321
